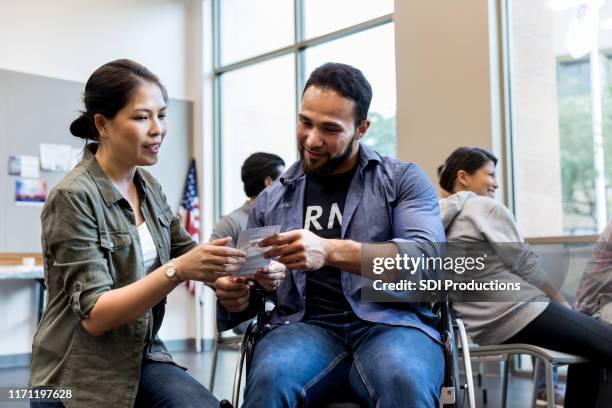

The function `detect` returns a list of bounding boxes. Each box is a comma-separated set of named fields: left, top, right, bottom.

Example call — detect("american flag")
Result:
left=178, top=159, right=200, bottom=294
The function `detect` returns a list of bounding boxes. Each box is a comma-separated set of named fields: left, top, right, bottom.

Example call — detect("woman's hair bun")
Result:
left=69, top=112, right=98, bottom=140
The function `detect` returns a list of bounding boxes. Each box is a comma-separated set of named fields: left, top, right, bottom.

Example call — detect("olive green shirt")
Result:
left=29, top=144, right=196, bottom=408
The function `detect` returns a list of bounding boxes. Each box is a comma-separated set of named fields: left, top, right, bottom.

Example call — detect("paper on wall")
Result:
left=40, top=143, right=72, bottom=172
left=8, top=156, right=20, bottom=175
left=15, top=179, right=47, bottom=206
left=8, top=155, right=40, bottom=178
left=21, top=155, right=40, bottom=178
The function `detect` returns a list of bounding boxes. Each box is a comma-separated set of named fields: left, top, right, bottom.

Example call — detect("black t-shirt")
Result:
left=303, top=166, right=358, bottom=319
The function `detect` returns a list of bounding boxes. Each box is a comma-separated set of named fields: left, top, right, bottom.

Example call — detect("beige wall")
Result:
left=394, top=0, right=499, bottom=197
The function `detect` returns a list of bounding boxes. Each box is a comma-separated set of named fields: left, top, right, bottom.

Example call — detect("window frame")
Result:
left=500, top=0, right=603, bottom=242
left=211, top=0, right=394, bottom=219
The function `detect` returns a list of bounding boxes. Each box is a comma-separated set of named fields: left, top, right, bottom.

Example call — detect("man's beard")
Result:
left=299, top=136, right=355, bottom=176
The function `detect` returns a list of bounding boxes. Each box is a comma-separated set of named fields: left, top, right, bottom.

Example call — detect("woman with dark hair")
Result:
left=437, top=146, right=499, bottom=198
left=438, top=146, right=612, bottom=407
left=28, top=59, right=246, bottom=408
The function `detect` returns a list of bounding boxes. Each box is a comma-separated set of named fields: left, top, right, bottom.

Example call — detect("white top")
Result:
left=439, top=191, right=549, bottom=345
left=138, top=222, right=160, bottom=273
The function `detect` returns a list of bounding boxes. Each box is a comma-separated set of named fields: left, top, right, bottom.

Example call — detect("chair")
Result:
left=466, top=343, right=588, bottom=408
left=209, top=290, right=264, bottom=391
left=221, top=283, right=476, bottom=408
left=208, top=316, right=243, bottom=392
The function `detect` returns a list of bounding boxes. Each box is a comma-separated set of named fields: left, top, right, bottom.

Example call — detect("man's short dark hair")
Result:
left=303, top=62, right=372, bottom=127
left=241, top=152, right=285, bottom=197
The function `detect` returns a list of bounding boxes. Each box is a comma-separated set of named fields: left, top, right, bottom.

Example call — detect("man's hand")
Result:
left=215, top=276, right=251, bottom=313
left=260, top=229, right=328, bottom=271
left=253, top=260, right=286, bottom=291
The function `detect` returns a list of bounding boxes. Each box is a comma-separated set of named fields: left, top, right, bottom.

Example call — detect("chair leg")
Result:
left=195, top=282, right=202, bottom=353
left=545, top=361, right=554, bottom=408
left=501, top=356, right=510, bottom=408
left=232, top=340, right=248, bottom=408
left=209, top=339, right=219, bottom=391
left=480, top=361, right=488, bottom=405
left=531, top=357, right=542, bottom=408
left=531, top=358, right=541, bottom=408
left=456, top=319, right=476, bottom=408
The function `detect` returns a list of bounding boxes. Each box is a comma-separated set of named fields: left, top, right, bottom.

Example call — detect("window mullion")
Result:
left=212, top=0, right=222, bottom=220
left=294, top=0, right=305, bottom=141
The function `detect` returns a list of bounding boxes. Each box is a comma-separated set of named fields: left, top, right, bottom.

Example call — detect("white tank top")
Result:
left=138, top=222, right=160, bottom=273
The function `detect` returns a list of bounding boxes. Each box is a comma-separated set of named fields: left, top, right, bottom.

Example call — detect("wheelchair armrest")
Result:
left=249, top=280, right=276, bottom=334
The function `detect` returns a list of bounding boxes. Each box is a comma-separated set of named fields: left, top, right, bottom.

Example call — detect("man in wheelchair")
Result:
left=214, top=62, right=446, bottom=408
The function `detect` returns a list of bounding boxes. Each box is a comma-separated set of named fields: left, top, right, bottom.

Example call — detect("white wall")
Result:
left=0, top=0, right=198, bottom=101
left=0, top=0, right=203, bottom=357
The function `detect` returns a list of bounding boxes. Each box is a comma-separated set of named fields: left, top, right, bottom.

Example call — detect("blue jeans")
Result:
left=30, top=361, right=217, bottom=408
left=30, top=402, right=64, bottom=408
left=134, top=360, right=218, bottom=408
left=243, top=314, right=444, bottom=408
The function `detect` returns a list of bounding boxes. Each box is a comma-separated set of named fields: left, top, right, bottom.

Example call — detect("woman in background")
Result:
left=438, top=146, right=612, bottom=407
left=575, top=219, right=612, bottom=403
left=27, top=59, right=280, bottom=408
left=576, top=219, right=612, bottom=325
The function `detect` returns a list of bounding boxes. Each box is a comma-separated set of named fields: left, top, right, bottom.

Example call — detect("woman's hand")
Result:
left=252, top=260, right=286, bottom=291
left=216, top=276, right=251, bottom=312
left=174, top=237, right=245, bottom=284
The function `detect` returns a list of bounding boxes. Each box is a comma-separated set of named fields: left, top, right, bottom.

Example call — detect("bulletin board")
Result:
left=0, top=69, right=193, bottom=252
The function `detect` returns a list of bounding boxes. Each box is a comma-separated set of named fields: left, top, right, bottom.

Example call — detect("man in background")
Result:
left=210, top=152, right=285, bottom=244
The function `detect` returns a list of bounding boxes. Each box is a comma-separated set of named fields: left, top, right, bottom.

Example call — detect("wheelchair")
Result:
left=220, top=283, right=475, bottom=408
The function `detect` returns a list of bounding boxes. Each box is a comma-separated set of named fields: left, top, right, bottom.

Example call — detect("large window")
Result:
left=219, top=0, right=294, bottom=65
left=303, top=0, right=393, bottom=39
left=213, top=0, right=396, bottom=215
left=220, top=56, right=296, bottom=212
left=505, top=0, right=612, bottom=237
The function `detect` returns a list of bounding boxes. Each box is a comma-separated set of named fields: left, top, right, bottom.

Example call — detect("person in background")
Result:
left=438, top=146, right=612, bottom=408
left=577, top=219, right=612, bottom=325
left=437, top=148, right=563, bottom=406
left=210, top=152, right=286, bottom=332
left=28, top=59, right=248, bottom=408
left=210, top=152, right=285, bottom=245
left=575, top=219, right=612, bottom=405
